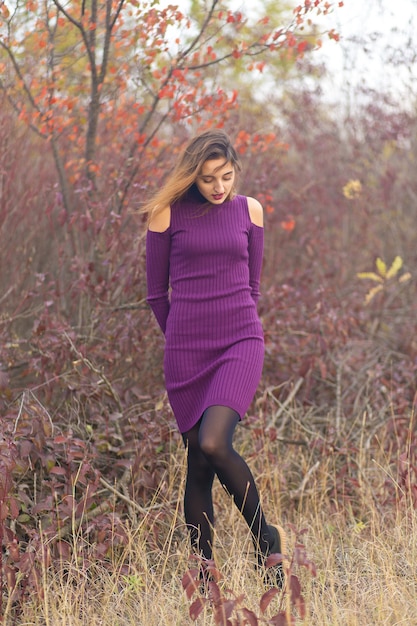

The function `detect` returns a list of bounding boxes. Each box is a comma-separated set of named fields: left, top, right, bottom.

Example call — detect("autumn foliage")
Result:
left=1, top=0, right=417, bottom=621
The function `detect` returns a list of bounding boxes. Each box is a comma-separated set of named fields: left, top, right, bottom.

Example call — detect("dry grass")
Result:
left=9, top=409, right=417, bottom=626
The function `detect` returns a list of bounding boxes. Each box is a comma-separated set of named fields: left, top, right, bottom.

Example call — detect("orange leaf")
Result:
left=1, top=2, right=10, bottom=17
left=328, top=29, right=340, bottom=41
left=281, top=218, right=295, bottom=232
left=26, top=0, right=38, bottom=11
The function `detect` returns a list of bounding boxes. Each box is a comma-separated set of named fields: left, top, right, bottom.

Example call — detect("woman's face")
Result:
left=196, top=158, right=235, bottom=204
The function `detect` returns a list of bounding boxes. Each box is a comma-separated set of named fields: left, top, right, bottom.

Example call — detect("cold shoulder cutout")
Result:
left=247, top=196, right=264, bottom=227
left=148, top=205, right=171, bottom=232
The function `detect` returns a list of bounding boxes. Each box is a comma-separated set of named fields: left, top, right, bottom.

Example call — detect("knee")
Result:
left=199, top=433, right=229, bottom=463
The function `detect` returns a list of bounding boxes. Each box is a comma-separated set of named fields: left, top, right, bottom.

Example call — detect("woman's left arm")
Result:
left=146, top=229, right=171, bottom=334
left=247, top=197, right=264, bottom=304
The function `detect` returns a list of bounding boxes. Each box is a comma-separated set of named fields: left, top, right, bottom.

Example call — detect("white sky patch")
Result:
left=314, top=0, right=417, bottom=107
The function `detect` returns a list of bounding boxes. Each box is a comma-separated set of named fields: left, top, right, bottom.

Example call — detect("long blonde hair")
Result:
left=142, top=130, right=242, bottom=222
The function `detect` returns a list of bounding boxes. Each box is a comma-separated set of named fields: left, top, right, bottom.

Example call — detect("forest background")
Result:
left=0, top=0, right=416, bottom=624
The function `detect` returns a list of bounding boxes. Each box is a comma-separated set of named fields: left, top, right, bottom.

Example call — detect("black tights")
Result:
left=182, top=405, right=272, bottom=561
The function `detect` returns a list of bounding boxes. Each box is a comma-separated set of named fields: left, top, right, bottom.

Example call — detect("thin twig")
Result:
left=13, top=392, right=26, bottom=434
left=266, top=377, right=304, bottom=429
left=290, top=461, right=320, bottom=500
left=64, top=332, right=124, bottom=416
left=99, top=477, right=164, bottom=515
left=55, top=499, right=111, bottom=540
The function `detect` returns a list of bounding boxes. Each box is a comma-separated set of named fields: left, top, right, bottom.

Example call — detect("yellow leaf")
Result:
left=357, top=272, right=384, bottom=283
left=353, top=520, right=367, bottom=533
left=382, top=139, right=396, bottom=160
left=342, top=179, right=362, bottom=199
left=376, top=258, right=386, bottom=277
left=365, top=284, right=383, bottom=304
left=399, top=272, right=412, bottom=284
left=386, top=255, right=403, bottom=279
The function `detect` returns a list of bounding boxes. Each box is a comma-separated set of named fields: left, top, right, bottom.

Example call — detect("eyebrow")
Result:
left=199, top=169, right=234, bottom=179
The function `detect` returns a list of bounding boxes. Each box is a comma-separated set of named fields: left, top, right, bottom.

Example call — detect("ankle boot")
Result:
left=257, top=524, right=287, bottom=589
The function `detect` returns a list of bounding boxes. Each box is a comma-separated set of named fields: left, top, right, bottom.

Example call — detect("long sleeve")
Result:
left=248, top=223, right=264, bottom=304
left=146, top=229, right=171, bottom=334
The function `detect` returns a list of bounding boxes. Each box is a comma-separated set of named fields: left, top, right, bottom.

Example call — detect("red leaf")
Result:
left=266, top=552, right=283, bottom=567
left=181, top=568, right=198, bottom=589
left=53, top=435, right=68, bottom=444
left=289, top=574, right=301, bottom=603
left=0, top=502, right=9, bottom=521
left=181, top=568, right=200, bottom=599
left=9, top=497, right=20, bottom=520
left=213, top=599, right=236, bottom=623
left=296, top=594, right=306, bottom=619
left=56, top=540, right=71, bottom=559
left=5, top=565, right=16, bottom=592
left=241, top=607, right=259, bottom=625
left=49, top=466, right=67, bottom=475
left=297, top=41, right=308, bottom=54
left=260, top=587, right=280, bottom=614
left=208, top=580, right=221, bottom=604
left=269, top=612, right=289, bottom=626
left=318, top=358, right=327, bottom=379
left=19, top=439, right=33, bottom=458
left=189, top=596, right=206, bottom=620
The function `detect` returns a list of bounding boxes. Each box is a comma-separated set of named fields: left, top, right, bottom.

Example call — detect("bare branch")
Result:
left=177, top=0, right=220, bottom=62
left=0, top=40, right=44, bottom=116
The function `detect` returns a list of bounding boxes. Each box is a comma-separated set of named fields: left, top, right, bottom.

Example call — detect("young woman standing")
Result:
left=144, top=129, right=286, bottom=587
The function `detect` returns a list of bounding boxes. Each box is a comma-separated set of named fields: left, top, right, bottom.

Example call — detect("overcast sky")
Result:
left=314, top=0, right=417, bottom=106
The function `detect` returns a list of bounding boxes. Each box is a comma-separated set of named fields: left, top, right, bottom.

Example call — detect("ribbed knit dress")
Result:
left=146, top=194, right=264, bottom=434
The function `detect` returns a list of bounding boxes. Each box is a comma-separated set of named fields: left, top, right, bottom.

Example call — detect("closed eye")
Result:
left=201, top=175, right=233, bottom=183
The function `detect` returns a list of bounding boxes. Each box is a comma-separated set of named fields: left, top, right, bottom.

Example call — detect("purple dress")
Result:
left=146, top=194, right=264, bottom=433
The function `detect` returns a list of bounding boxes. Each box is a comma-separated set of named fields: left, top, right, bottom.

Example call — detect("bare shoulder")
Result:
left=246, top=196, right=264, bottom=227
left=148, top=206, right=171, bottom=232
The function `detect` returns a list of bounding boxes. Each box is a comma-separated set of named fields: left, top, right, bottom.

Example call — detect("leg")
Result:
left=198, top=405, right=272, bottom=558
left=182, top=420, right=215, bottom=561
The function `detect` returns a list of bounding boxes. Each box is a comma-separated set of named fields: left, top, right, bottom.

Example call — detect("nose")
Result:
left=214, top=180, right=224, bottom=193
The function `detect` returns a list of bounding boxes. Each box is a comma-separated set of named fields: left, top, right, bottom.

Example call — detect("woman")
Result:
left=144, top=129, right=286, bottom=587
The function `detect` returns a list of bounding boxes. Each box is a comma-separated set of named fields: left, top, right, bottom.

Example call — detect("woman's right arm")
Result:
left=146, top=207, right=171, bottom=334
